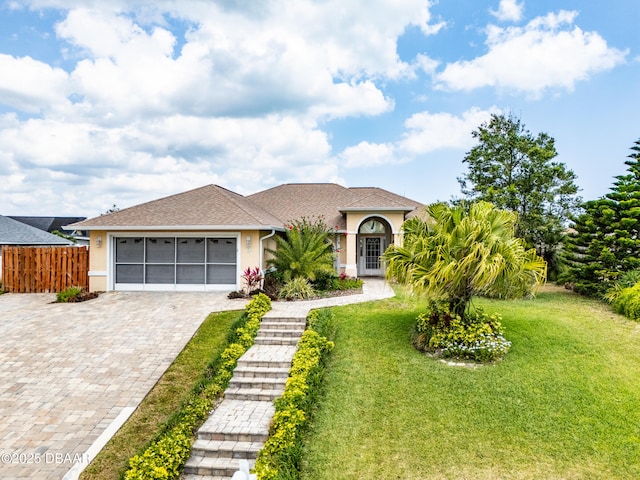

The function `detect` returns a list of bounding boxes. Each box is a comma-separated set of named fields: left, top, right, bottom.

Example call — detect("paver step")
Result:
left=237, top=344, right=297, bottom=368
left=191, top=438, right=263, bottom=459
left=234, top=365, right=291, bottom=378
left=182, top=474, right=227, bottom=480
left=256, top=328, right=303, bottom=338
left=260, top=321, right=305, bottom=331
left=197, top=428, right=269, bottom=443
left=254, top=336, right=299, bottom=346
left=225, top=386, right=284, bottom=402
left=197, top=399, right=273, bottom=443
left=229, top=376, right=286, bottom=390
left=184, top=456, right=255, bottom=477
left=261, top=316, right=306, bottom=323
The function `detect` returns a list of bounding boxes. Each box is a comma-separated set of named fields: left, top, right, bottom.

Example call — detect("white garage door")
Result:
left=113, top=236, right=238, bottom=291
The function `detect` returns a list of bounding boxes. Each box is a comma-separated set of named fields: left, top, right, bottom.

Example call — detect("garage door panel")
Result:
left=177, top=265, right=205, bottom=284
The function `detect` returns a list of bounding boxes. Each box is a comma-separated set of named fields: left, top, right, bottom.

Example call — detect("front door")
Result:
left=359, top=236, right=385, bottom=276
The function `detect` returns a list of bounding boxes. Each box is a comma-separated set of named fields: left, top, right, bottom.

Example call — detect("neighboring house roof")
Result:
left=0, top=216, right=73, bottom=245
left=71, top=184, right=285, bottom=230
left=70, top=183, right=424, bottom=231
left=8, top=216, right=86, bottom=233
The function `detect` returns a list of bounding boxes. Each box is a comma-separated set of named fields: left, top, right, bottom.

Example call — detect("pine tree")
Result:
left=563, top=139, right=640, bottom=296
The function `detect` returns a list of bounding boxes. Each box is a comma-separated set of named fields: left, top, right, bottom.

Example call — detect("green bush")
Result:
left=253, top=310, right=335, bottom=480
left=56, top=286, right=84, bottom=303
left=334, top=276, right=363, bottom=291
left=279, top=277, right=316, bottom=300
left=613, top=282, right=640, bottom=321
left=124, top=293, right=271, bottom=480
left=413, top=302, right=511, bottom=363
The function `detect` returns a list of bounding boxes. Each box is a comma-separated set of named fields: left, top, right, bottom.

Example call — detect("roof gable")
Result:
left=72, top=185, right=284, bottom=230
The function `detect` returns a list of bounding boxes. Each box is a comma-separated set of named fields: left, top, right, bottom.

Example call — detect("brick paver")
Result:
left=0, top=279, right=394, bottom=480
left=0, top=291, right=248, bottom=480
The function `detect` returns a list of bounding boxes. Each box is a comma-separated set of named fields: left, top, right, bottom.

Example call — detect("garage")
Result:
left=112, top=235, right=238, bottom=291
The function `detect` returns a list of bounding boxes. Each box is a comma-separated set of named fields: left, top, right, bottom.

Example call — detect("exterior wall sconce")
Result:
left=246, top=235, right=251, bottom=250
left=96, top=235, right=102, bottom=248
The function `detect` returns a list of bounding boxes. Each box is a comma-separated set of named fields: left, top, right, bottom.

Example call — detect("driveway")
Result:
left=0, top=291, right=247, bottom=480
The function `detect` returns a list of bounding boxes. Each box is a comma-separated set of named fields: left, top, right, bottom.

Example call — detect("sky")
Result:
left=0, top=0, right=638, bottom=218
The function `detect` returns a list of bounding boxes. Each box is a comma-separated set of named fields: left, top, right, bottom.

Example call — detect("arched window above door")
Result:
left=359, top=219, right=386, bottom=234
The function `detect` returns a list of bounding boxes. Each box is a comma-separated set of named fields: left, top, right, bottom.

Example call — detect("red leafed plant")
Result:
left=242, top=267, right=263, bottom=294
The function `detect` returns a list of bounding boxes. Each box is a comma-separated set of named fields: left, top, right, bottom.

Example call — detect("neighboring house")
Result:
left=8, top=216, right=89, bottom=245
left=0, top=215, right=74, bottom=279
left=69, top=183, right=424, bottom=292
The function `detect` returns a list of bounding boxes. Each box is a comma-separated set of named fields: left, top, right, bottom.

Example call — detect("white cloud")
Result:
left=339, top=141, right=398, bottom=168
left=0, top=54, right=70, bottom=112
left=436, top=10, right=627, bottom=95
left=339, top=107, right=501, bottom=170
left=399, top=107, right=502, bottom=155
left=490, top=0, right=524, bottom=22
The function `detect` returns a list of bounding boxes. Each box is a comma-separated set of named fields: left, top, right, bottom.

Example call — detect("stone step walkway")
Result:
left=181, top=279, right=395, bottom=480
left=182, top=315, right=306, bottom=479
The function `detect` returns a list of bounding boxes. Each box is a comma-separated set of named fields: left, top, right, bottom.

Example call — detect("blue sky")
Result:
left=0, top=0, right=638, bottom=217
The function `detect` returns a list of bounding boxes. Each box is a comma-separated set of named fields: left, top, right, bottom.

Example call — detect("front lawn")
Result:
left=300, top=286, right=640, bottom=479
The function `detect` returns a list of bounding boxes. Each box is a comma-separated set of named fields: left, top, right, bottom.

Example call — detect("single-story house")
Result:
left=69, top=183, right=424, bottom=292
left=0, top=215, right=74, bottom=279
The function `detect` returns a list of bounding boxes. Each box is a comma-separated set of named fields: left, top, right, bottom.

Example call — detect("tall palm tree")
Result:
left=384, top=201, right=547, bottom=319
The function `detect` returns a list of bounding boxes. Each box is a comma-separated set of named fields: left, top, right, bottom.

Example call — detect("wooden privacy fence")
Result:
left=1, top=246, right=89, bottom=293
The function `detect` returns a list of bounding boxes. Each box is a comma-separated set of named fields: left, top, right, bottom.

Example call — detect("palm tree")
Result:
left=266, top=217, right=335, bottom=282
left=384, top=201, right=547, bottom=319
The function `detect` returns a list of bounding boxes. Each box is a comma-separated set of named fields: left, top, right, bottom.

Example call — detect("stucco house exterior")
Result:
left=69, top=183, right=423, bottom=292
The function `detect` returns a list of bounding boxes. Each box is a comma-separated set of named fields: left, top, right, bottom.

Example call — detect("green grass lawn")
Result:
left=80, top=309, right=243, bottom=480
left=300, top=285, right=640, bottom=479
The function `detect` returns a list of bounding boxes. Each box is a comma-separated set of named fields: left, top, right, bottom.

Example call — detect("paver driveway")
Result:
left=0, top=291, right=246, bottom=480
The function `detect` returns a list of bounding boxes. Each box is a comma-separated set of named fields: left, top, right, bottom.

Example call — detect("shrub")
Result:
left=254, top=310, right=335, bottom=480
left=56, top=286, right=84, bottom=303
left=311, top=271, right=338, bottom=291
left=124, top=293, right=271, bottom=480
left=279, top=277, right=316, bottom=300
left=242, top=266, right=263, bottom=294
left=413, top=302, right=511, bottom=363
left=334, top=276, right=363, bottom=291
left=604, top=269, right=640, bottom=303
left=612, top=282, right=640, bottom=321
left=263, top=269, right=284, bottom=300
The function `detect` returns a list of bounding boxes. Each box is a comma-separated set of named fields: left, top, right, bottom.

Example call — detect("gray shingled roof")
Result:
left=70, top=183, right=424, bottom=231
left=8, top=216, right=86, bottom=233
left=0, top=216, right=73, bottom=245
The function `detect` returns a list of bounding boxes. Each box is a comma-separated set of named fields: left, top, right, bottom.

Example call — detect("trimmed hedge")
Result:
left=613, top=282, right=640, bottom=321
left=124, top=293, right=272, bottom=480
left=253, top=309, right=335, bottom=480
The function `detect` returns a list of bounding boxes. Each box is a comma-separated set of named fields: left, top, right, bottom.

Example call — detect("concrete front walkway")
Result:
left=0, top=280, right=393, bottom=480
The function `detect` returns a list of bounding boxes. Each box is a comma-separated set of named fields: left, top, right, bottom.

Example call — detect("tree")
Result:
left=458, top=113, right=581, bottom=278
left=266, top=216, right=335, bottom=282
left=563, top=139, right=640, bottom=296
left=383, top=202, right=547, bottom=320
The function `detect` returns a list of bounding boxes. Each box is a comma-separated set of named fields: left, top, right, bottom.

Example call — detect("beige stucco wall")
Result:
left=88, top=229, right=270, bottom=292
left=88, top=230, right=108, bottom=291
left=343, top=211, right=407, bottom=277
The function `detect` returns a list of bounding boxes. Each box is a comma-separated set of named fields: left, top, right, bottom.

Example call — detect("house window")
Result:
left=114, top=236, right=237, bottom=287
